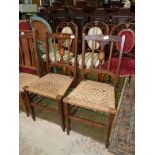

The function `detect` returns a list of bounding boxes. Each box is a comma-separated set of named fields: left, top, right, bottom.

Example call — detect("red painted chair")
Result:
left=102, top=29, right=135, bottom=80
left=19, top=20, right=31, bottom=30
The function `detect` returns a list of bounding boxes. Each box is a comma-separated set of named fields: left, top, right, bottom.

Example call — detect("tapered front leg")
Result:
left=57, top=95, right=65, bottom=132
left=23, top=86, right=35, bottom=121
left=106, top=113, right=115, bottom=148
left=20, top=92, right=29, bottom=117
left=64, top=102, right=71, bottom=135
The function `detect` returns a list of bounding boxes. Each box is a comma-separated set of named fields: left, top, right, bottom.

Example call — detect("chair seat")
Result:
left=19, top=73, right=40, bottom=92
left=25, top=73, right=74, bottom=99
left=63, top=80, right=116, bottom=114
left=70, top=52, right=104, bottom=69
left=42, top=50, right=74, bottom=62
left=102, top=57, right=135, bottom=77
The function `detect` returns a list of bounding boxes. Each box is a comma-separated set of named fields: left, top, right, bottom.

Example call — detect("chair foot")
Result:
left=105, top=141, right=109, bottom=148
left=67, top=130, right=70, bottom=135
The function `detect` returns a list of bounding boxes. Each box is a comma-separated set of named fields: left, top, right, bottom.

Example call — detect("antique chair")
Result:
left=110, top=22, right=135, bottom=59
left=63, top=32, right=126, bottom=148
left=70, top=21, right=109, bottom=69
left=19, top=30, right=41, bottom=116
left=102, top=28, right=135, bottom=80
left=30, top=15, right=53, bottom=73
left=24, top=32, right=77, bottom=132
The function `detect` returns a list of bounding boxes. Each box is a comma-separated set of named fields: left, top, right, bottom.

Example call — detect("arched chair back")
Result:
left=73, top=21, right=109, bottom=69
left=102, top=29, right=135, bottom=78
left=30, top=15, right=52, bottom=55
left=83, top=21, right=109, bottom=50
left=56, top=22, right=78, bottom=52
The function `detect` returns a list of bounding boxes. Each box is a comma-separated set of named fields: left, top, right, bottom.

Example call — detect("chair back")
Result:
left=56, top=22, right=78, bottom=50
left=30, top=15, right=52, bottom=53
left=81, top=32, right=126, bottom=84
left=82, top=21, right=109, bottom=50
left=45, top=32, right=77, bottom=79
left=116, top=29, right=135, bottom=53
left=19, top=30, right=41, bottom=76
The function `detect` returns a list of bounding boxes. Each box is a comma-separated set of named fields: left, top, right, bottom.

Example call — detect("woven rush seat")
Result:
left=42, top=50, right=74, bottom=62
left=19, top=73, right=40, bottom=92
left=63, top=80, right=116, bottom=114
left=25, top=73, right=74, bottom=99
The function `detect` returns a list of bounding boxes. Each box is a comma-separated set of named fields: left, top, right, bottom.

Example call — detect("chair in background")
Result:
left=102, top=29, right=135, bottom=82
left=63, top=32, right=126, bottom=148
left=19, top=20, right=31, bottom=30
left=110, top=23, right=135, bottom=58
left=24, top=32, right=77, bottom=132
left=30, top=15, right=53, bottom=73
left=19, top=30, right=41, bottom=116
left=70, top=21, right=109, bottom=69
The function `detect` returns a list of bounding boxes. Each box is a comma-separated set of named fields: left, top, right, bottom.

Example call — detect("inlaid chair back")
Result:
left=19, top=30, right=40, bottom=76
left=45, top=32, right=77, bottom=79
left=56, top=22, right=78, bottom=51
left=82, top=21, right=109, bottom=51
left=81, top=32, right=126, bottom=84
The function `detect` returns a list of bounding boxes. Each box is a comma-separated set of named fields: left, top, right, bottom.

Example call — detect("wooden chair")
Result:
left=19, top=30, right=41, bottom=116
left=63, top=33, right=126, bottom=148
left=70, top=21, right=109, bottom=69
left=102, top=29, right=135, bottom=81
left=30, top=15, right=53, bottom=73
left=23, top=32, right=77, bottom=132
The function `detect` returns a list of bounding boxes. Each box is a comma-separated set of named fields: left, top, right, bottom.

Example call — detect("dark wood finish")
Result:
left=19, top=30, right=41, bottom=76
left=24, top=32, right=78, bottom=131
left=63, top=33, right=126, bottom=146
left=19, top=30, right=41, bottom=116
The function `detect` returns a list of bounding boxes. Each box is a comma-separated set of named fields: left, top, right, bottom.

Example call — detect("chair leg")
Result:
left=128, top=76, right=131, bottom=83
left=20, top=92, right=29, bottom=117
left=57, top=95, right=65, bottom=132
left=106, top=113, right=115, bottom=148
left=64, top=103, right=71, bottom=135
left=24, top=89, right=36, bottom=121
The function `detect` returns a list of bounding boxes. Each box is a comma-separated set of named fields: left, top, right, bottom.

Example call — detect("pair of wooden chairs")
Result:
left=19, top=22, right=135, bottom=148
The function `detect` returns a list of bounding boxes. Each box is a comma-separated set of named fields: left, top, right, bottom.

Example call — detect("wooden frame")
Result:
left=63, top=33, right=126, bottom=148
left=23, top=32, right=78, bottom=132
left=19, top=29, right=41, bottom=116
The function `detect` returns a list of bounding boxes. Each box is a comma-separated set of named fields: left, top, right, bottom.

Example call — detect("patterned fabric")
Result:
left=87, top=27, right=102, bottom=50
left=19, top=73, right=39, bottom=92
left=102, top=57, right=135, bottom=77
left=108, top=77, right=135, bottom=155
left=63, top=80, right=116, bottom=114
left=61, top=26, right=73, bottom=47
left=116, top=29, right=135, bottom=53
left=70, top=52, right=103, bottom=69
left=42, top=50, right=74, bottom=63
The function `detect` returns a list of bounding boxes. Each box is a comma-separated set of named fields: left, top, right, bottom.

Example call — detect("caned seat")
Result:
left=64, top=80, right=116, bottom=114
left=19, top=73, right=40, bottom=92
left=25, top=73, right=74, bottom=99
